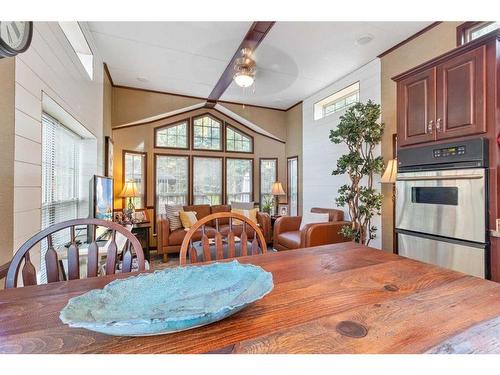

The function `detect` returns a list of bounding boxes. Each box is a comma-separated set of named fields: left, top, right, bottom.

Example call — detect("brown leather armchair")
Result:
left=273, top=207, right=350, bottom=251
left=157, top=204, right=271, bottom=262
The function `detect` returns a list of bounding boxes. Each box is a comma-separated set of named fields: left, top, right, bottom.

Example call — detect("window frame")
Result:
left=191, top=155, right=224, bottom=206
left=225, top=157, right=254, bottom=204
left=259, top=157, right=278, bottom=209
left=154, top=153, right=191, bottom=211
left=314, top=81, right=360, bottom=120
left=225, top=123, right=254, bottom=154
left=191, top=113, right=224, bottom=152
left=122, top=150, right=147, bottom=209
left=154, top=118, right=190, bottom=150
left=287, top=155, right=299, bottom=216
left=457, top=21, right=500, bottom=45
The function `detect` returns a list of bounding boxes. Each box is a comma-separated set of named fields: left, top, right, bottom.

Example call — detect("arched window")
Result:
left=155, top=120, right=189, bottom=149
left=226, top=125, right=253, bottom=153
left=192, top=114, right=222, bottom=151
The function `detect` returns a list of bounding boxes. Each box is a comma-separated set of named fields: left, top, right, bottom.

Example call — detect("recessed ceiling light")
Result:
left=137, top=77, right=149, bottom=82
left=356, top=34, right=374, bottom=46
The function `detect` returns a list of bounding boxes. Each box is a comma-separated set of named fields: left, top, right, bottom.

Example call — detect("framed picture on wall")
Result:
left=278, top=204, right=289, bottom=216
left=105, top=136, right=114, bottom=177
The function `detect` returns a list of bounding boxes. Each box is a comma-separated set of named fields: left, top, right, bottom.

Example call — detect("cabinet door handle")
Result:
left=427, top=120, right=434, bottom=133
left=436, top=118, right=442, bottom=132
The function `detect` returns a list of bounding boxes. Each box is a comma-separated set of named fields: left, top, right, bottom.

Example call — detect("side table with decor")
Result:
left=130, top=222, right=151, bottom=261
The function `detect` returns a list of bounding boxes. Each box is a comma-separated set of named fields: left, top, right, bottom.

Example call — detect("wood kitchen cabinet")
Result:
left=436, top=45, right=486, bottom=140
left=397, top=68, right=436, bottom=147
left=395, top=44, right=487, bottom=146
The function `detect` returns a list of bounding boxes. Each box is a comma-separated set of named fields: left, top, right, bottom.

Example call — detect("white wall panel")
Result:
left=302, top=59, right=382, bottom=248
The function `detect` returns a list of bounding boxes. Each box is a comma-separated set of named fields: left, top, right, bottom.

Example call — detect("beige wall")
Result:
left=112, top=108, right=287, bottom=214
left=380, top=22, right=462, bottom=252
left=285, top=103, right=303, bottom=214
left=0, top=58, right=15, bottom=266
left=112, top=87, right=204, bottom=127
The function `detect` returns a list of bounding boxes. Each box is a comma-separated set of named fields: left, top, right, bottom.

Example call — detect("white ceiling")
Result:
left=88, top=21, right=432, bottom=110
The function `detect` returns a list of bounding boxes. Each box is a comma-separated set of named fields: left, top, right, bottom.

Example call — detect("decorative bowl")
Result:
left=59, top=260, right=273, bottom=336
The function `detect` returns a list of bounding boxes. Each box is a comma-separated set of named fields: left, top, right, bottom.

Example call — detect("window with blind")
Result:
left=226, top=158, right=253, bottom=203
left=155, top=155, right=189, bottom=213
left=259, top=158, right=277, bottom=207
left=193, top=157, right=223, bottom=205
left=41, top=113, right=82, bottom=269
left=123, top=151, right=146, bottom=208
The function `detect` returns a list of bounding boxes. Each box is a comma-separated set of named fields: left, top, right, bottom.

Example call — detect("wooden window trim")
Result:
left=225, top=156, right=255, bottom=204
left=287, top=155, right=299, bottom=216
left=456, top=21, right=487, bottom=46
left=122, top=150, right=147, bottom=209
left=258, top=157, right=278, bottom=209
left=225, top=123, right=254, bottom=154
left=154, top=118, right=190, bottom=150
left=191, top=155, right=224, bottom=206
left=192, top=113, right=224, bottom=152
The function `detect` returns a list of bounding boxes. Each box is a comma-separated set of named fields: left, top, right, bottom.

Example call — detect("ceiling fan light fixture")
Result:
left=234, top=71, right=255, bottom=88
left=233, top=47, right=256, bottom=88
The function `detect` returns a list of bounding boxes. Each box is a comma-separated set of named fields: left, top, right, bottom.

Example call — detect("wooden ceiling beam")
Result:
left=207, top=21, right=275, bottom=102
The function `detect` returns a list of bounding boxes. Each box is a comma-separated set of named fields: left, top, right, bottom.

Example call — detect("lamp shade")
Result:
left=120, top=180, right=140, bottom=198
left=271, top=182, right=286, bottom=196
left=381, top=159, right=398, bottom=184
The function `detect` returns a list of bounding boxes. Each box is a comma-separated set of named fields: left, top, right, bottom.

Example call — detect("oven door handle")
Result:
left=397, top=174, right=484, bottom=181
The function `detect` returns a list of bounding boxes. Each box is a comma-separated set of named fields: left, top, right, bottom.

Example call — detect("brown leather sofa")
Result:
left=273, top=207, right=350, bottom=251
left=157, top=204, right=271, bottom=261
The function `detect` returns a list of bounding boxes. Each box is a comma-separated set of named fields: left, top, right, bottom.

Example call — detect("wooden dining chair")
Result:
left=179, top=212, right=268, bottom=265
left=4, top=218, right=145, bottom=289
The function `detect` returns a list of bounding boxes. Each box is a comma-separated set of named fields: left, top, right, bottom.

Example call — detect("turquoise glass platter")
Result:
left=59, top=260, right=274, bottom=336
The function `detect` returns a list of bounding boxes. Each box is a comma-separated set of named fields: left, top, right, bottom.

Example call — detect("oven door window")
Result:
left=411, top=187, right=458, bottom=206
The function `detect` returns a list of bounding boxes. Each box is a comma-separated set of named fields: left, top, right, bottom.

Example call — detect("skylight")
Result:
left=58, top=22, right=93, bottom=80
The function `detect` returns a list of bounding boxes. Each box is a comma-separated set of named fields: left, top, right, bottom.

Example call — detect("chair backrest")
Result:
left=5, top=218, right=145, bottom=289
left=179, top=212, right=267, bottom=265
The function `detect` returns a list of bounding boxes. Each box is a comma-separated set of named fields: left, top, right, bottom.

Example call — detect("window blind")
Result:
left=41, top=113, right=82, bottom=250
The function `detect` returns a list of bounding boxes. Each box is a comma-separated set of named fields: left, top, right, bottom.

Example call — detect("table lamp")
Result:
left=271, top=181, right=286, bottom=216
left=381, top=158, right=397, bottom=184
left=120, top=180, right=140, bottom=221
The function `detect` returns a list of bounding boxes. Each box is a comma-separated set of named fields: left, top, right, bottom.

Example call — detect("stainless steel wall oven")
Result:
left=396, top=138, right=489, bottom=278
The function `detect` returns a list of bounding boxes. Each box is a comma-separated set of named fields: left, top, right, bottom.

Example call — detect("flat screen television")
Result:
left=90, top=175, right=114, bottom=221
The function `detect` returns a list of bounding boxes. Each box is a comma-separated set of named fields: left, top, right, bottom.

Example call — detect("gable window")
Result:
left=193, top=157, right=223, bottom=205
left=458, top=21, right=500, bottom=45
left=155, top=155, right=189, bottom=213
left=58, top=22, right=93, bottom=80
left=259, top=158, right=277, bottom=207
left=314, top=82, right=359, bottom=120
left=123, top=151, right=146, bottom=208
left=226, top=125, right=253, bottom=153
left=226, top=158, right=253, bottom=203
left=193, top=115, right=222, bottom=151
left=155, top=120, right=189, bottom=149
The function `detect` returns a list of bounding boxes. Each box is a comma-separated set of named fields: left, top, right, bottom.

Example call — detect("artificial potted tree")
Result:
left=329, top=100, right=384, bottom=245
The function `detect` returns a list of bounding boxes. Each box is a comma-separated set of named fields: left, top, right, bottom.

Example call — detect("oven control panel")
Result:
left=433, top=145, right=466, bottom=158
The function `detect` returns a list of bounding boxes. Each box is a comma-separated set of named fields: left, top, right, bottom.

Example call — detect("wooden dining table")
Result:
left=1, top=242, right=500, bottom=354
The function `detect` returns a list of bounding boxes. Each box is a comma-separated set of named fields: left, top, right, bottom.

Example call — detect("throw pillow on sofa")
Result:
left=299, top=212, right=329, bottom=230
left=231, top=208, right=258, bottom=225
left=165, top=204, right=184, bottom=231
left=179, top=211, right=198, bottom=229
